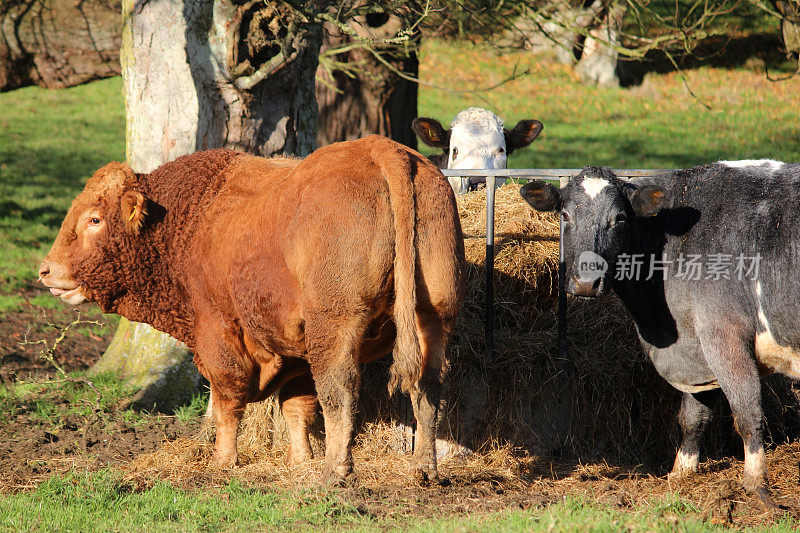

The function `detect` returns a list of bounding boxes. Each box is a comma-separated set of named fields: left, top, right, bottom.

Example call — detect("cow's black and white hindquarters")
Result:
left=520, top=159, right=800, bottom=510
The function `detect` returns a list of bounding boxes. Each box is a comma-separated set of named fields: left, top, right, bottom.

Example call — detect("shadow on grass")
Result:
left=622, top=33, right=797, bottom=87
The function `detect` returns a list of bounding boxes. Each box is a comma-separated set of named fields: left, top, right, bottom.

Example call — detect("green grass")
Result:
left=174, top=391, right=210, bottom=424
left=0, top=77, right=125, bottom=308
left=0, top=472, right=367, bottom=532
left=1, top=471, right=796, bottom=532
left=417, top=40, right=800, bottom=169
left=0, top=371, right=142, bottom=429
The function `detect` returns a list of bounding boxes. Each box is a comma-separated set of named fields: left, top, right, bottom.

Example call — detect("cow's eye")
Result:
left=561, top=211, right=570, bottom=222
left=89, top=217, right=102, bottom=226
left=498, top=147, right=505, bottom=154
left=613, top=213, right=627, bottom=225
left=451, top=147, right=458, bottom=161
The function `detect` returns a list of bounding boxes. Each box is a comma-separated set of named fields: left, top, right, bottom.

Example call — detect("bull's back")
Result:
left=188, top=138, right=462, bottom=357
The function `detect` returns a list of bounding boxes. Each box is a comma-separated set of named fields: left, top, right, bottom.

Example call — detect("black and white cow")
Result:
left=412, top=107, right=543, bottom=193
left=520, top=159, right=799, bottom=508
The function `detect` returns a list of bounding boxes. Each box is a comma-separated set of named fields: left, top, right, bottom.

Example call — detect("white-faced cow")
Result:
left=412, top=107, right=543, bottom=193
left=39, top=136, right=465, bottom=485
left=521, top=160, right=799, bottom=509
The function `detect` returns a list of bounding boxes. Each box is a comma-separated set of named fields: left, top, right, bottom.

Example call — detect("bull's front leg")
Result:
left=194, top=320, right=250, bottom=468
left=209, top=386, right=246, bottom=467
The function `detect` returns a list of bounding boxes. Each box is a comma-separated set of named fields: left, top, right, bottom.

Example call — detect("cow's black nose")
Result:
left=570, top=276, right=600, bottom=297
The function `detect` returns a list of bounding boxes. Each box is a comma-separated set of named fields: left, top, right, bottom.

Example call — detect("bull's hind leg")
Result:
left=671, top=390, right=718, bottom=476
left=694, top=320, right=779, bottom=509
left=279, top=373, right=318, bottom=464
left=305, top=313, right=366, bottom=485
left=409, top=312, right=448, bottom=482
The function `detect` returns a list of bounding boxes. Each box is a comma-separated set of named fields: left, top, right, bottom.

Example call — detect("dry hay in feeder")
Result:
left=174, top=183, right=800, bottom=473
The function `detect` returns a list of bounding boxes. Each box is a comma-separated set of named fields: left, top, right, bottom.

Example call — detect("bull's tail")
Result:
left=372, top=140, right=422, bottom=395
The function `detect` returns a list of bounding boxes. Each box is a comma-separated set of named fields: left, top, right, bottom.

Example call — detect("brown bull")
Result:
left=39, top=136, right=465, bottom=483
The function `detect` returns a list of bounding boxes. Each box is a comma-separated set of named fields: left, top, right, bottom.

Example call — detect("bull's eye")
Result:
left=498, top=147, right=505, bottom=154
left=613, top=213, right=627, bottom=225
left=89, top=217, right=102, bottom=226
left=451, top=147, right=458, bottom=161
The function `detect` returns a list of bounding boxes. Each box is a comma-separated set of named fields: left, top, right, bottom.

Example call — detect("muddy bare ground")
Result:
left=0, top=290, right=200, bottom=489
left=0, top=287, right=120, bottom=380
left=2, top=290, right=800, bottom=527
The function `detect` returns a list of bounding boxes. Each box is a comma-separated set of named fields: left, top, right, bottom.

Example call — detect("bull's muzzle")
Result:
left=38, top=260, right=87, bottom=305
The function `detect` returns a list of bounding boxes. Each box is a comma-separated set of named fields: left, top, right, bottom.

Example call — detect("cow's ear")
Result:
left=120, top=190, right=147, bottom=234
left=411, top=118, right=450, bottom=148
left=504, top=120, right=543, bottom=155
left=520, top=180, right=560, bottom=212
left=631, top=185, right=670, bottom=217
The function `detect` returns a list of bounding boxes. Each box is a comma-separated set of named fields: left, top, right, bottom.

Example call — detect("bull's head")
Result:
left=520, top=166, right=670, bottom=297
left=38, top=162, right=147, bottom=306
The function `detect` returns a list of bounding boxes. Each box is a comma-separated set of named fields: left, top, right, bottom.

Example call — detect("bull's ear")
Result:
left=504, top=120, right=543, bottom=155
left=631, top=185, right=670, bottom=217
left=520, top=180, right=560, bottom=212
left=411, top=117, right=450, bottom=148
left=120, top=190, right=147, bottom=233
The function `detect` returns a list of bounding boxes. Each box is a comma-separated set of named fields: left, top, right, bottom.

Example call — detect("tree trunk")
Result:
left=91, top=0, right=321, bottom=412
left=0, top=0, right=121, bottom=92
left=514, top=0, right=628, bottom=86
left=773, top=0, right=800, bottom=60
left=316, top=12, right=418, bottom=148
left=573, top=2, right=627, bottom=87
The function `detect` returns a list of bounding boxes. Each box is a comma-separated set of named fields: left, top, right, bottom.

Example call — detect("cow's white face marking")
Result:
left=582, top=178, right=609, bottom=199
left=447, top=108, right=507, bottom=171
left=754, top=281, right=800, bottom=378
left=446, top=108, right=509, bottom=193
left=719, top=159, right=785, bottom=174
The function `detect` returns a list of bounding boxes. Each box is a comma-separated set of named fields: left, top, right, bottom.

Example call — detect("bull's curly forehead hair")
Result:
left=84, top=161, right=137, bottom=197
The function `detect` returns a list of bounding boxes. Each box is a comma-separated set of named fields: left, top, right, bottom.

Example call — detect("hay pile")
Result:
left=221, top=183, right=800, bottom=467
left=447, top=184, right=675, bottom=462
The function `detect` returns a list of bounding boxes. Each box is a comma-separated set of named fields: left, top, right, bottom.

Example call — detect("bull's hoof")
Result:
left=321, top=466, right=356, bottom=488
left=211, top=455, right=237, bottom=469
left=754, top=486, right=788, bottom=512
left=411, top=464, right=439, bottom=486
left=285, top=449, right=313, bottom=466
